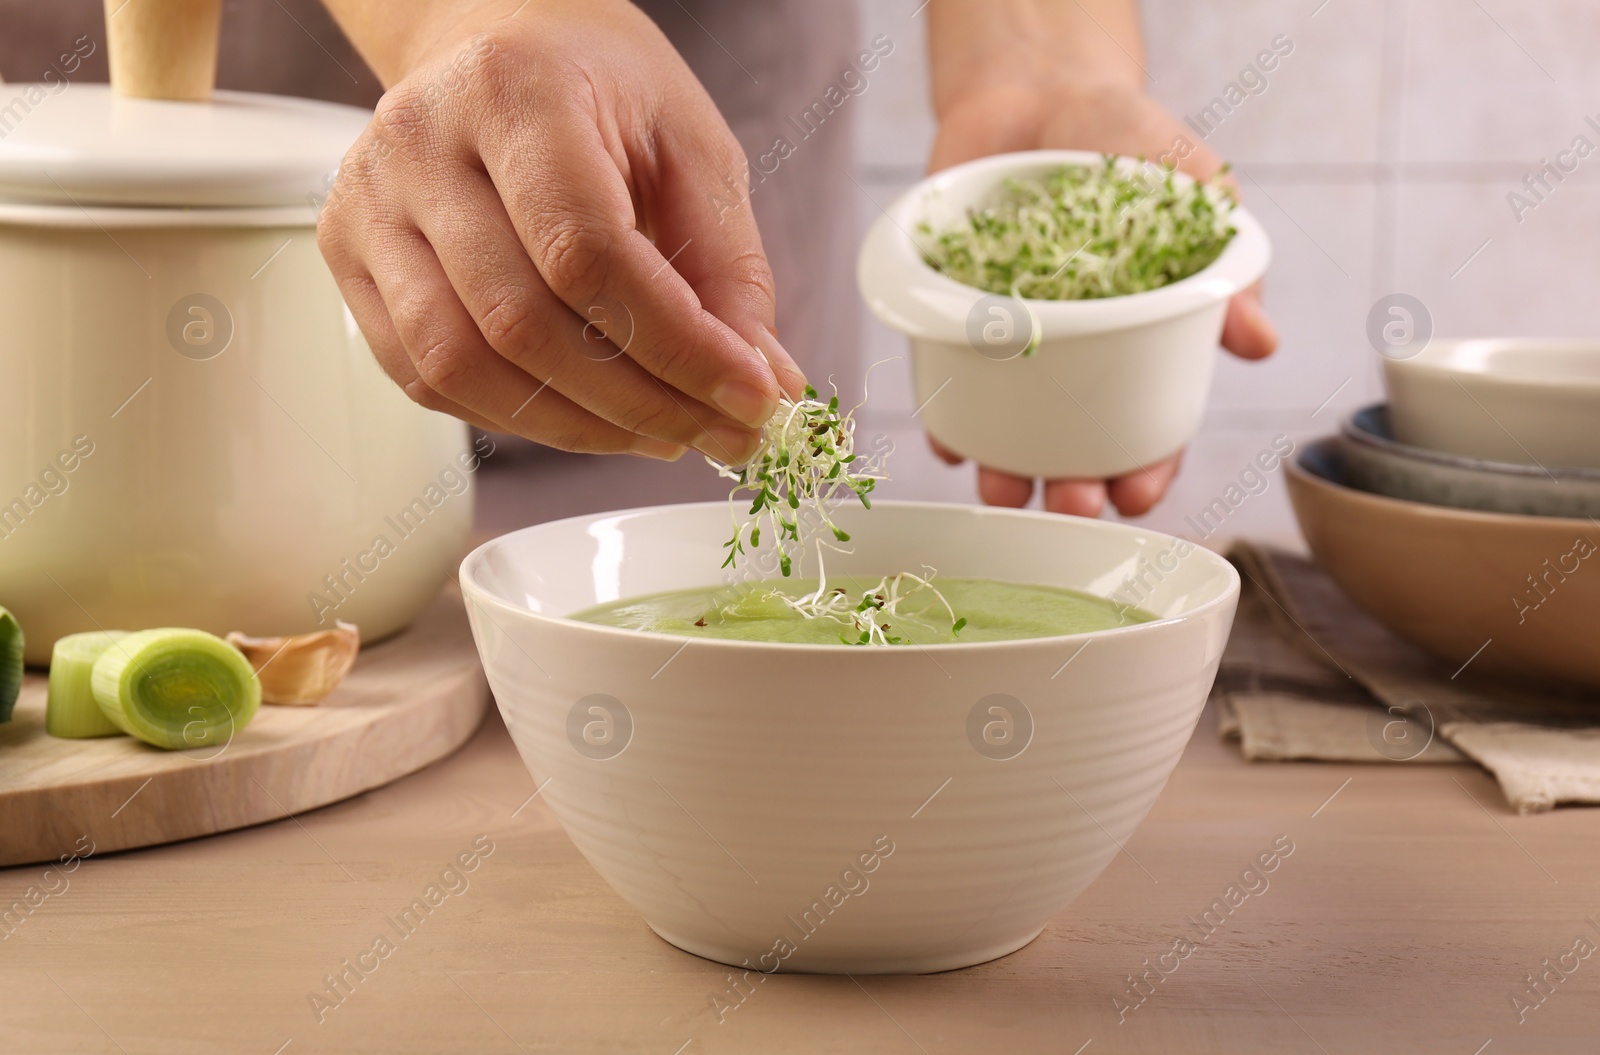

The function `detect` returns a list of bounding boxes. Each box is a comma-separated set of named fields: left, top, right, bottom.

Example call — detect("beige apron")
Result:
left=0, top=0, right=860, bottom=386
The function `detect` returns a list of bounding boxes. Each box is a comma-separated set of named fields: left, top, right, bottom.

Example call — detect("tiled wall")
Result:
left=849, top=0, right=1597, bottom=542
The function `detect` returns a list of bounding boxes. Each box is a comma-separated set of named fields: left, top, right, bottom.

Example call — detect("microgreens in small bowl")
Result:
left=857, top=148, right=1271, bottom=480
left=919, top=156, right=1238, bottom=305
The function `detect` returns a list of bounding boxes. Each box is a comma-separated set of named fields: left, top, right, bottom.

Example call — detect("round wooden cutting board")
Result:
left=0, top=586, right=489, bottom=867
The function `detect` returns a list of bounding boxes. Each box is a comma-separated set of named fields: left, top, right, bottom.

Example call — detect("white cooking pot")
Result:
left=0, top=4, right=470, bottom=662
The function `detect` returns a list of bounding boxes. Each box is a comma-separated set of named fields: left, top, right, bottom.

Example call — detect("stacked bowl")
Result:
left=1287, top=339, right=1600, bottom=690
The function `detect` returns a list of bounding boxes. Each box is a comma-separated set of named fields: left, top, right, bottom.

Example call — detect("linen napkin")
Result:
left=1217, top=542, right=1600, bottom=813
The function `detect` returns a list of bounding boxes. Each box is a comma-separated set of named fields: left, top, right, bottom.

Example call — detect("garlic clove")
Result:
left=225, top=621, right=360, bottom=706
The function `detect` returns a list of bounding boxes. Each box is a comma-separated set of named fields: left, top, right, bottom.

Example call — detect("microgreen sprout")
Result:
left=704, top=368, right=968, bottom=645
left=713, top=563, right=967, bottom=646
left=709, top=382, right=883, bottom=578
left=919, top=156, right=1237, bottom=305
left=781, top=566, right=964, bottom=646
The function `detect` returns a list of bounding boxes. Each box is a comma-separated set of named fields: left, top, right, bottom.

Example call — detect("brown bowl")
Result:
left=1287, top=439, right=1600, bottom=690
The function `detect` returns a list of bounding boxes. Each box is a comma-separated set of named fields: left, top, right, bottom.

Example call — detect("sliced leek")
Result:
left=91, top=629, right=260, bottom=750
left=46, top=631, right=130, bottom=738
left=0, top=607, right=20, bottom=723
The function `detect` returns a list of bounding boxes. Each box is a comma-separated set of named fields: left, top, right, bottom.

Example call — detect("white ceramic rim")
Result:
left=857, top=149, right=1272, bottom=343
left=0, top=200, right=318, bottom=228
left=1296, top=438, right=1600, bottom=529
left=1343, top=404, right=1600, bottom=482
left=0, top=86, right=367, bottom=211
left=459, top=499, right=1240, bottom=656
left=1385, top=337, right=1600, bottom=391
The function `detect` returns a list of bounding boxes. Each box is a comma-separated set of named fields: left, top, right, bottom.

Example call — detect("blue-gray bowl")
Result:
left=1340, top=405, right=1600, bottom=518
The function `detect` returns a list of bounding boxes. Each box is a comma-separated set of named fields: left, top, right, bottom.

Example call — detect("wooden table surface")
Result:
left=5, top=693, right=1598, bottom=1054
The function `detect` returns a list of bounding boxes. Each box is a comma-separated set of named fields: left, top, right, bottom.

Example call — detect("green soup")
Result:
left=571, top=577, right=1155, bottom=645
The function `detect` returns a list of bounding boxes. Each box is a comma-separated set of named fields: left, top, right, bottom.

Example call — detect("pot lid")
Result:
left=0, top=85, right=371, bottom=208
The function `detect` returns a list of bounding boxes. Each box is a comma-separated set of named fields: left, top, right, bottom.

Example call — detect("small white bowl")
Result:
left=857, top=150, right=1270, bottom=479
left=460, top=501, right=1238, bottom=974
left=1383, top=338, right=1600, bottom=470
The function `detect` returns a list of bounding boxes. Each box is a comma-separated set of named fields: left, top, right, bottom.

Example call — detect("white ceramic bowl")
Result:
left=461, top=501, right=1238, bottom=974
left=1383, top=338, right=1600, bottom=469
left=857, top=150, right=1270, bottom=479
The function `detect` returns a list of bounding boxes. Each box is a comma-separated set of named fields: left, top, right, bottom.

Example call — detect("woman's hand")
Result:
left=317, top=0, right=807, bottom=465
left=925, top=1, right=1279, bottom=517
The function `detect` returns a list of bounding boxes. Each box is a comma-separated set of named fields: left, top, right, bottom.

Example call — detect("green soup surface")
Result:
left=570, top=576, right=1155, bottom=645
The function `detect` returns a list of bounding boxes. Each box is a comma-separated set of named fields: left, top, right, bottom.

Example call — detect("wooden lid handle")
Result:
left=104, top=0, right=223, bottom=101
